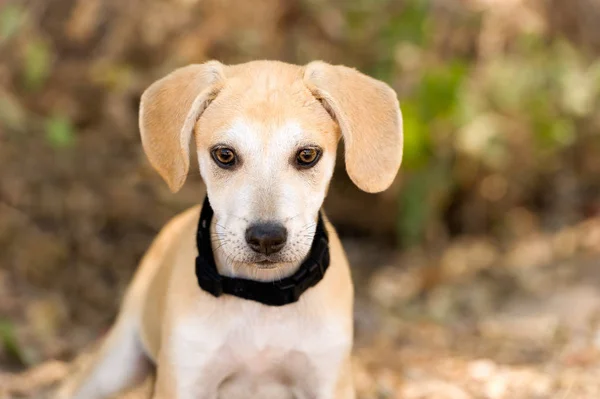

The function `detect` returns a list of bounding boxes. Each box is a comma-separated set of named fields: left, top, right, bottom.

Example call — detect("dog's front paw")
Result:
left=50, top=352, right=95, bottom=399
left=52, top=374, right=83, bottom=399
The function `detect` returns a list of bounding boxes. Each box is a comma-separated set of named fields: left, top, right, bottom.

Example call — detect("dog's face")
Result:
left=195, top=76, right=338, bottom=266
left=140, top=61, right=403, bottom=270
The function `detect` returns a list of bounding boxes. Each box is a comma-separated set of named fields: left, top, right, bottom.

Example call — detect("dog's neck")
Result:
left=210, top=218, right=303, bottom=282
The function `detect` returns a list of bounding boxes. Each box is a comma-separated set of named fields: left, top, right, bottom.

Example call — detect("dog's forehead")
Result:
left=217, top=119, right=307, bottom=152
left=224, top=63, right=322, bottom=119
left=197, top=61, right=339, bottom=145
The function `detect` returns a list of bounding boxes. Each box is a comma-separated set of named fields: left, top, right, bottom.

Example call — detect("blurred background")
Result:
left=1, top=0, right=600, bottom=397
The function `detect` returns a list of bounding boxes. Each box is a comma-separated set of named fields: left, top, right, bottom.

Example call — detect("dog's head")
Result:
left=140, top=60, right=402, bottom=270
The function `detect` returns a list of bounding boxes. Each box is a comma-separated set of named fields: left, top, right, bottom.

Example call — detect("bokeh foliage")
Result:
left=0, top=0, right=599, bottom=253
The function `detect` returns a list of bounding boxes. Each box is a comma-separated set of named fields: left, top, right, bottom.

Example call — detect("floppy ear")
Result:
left=139, top=61, right=225, bottom=192
left=303, top=61, right=403, bottom=193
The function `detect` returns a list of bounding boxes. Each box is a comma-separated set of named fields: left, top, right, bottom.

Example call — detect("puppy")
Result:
left=55, top=60, right=403, bottom=399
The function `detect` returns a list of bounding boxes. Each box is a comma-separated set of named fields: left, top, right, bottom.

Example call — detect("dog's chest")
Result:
left=171, top=300, right=343, bottom=398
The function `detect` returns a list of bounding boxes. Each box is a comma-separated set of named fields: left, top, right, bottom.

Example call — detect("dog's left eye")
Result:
left=211, top=147, right=237, bottom=168
left=296, top=147, right=322, bottom=168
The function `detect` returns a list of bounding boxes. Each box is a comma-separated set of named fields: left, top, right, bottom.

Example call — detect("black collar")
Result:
left=195, top=196, right=330, bottom=306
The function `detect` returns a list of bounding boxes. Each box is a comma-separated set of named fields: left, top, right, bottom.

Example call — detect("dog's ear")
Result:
left=303, top=61, right=403, bottom=193
left=139, top=61, right=225, bottom=192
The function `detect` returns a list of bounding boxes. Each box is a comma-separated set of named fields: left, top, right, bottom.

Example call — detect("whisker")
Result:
left=283, top=213, right=302, bottom=222
left=299, top=223, right=317, bottom=232
left=230, top=214, right=249, bottom=223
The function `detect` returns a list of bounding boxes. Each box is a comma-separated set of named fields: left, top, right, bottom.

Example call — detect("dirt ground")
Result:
left=2, top=216, right=600, bottom=399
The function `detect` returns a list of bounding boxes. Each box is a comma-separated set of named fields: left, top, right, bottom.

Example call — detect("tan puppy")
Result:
left=55, top=60, right=403, bottom=399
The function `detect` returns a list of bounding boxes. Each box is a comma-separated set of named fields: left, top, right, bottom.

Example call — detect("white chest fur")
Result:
left=169, top=297, right=350, bottom=399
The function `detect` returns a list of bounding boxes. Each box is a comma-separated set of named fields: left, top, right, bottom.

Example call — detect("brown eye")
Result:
left=296, top=147, right=321, bottom=168
left=211, top=147, right=237, bottom=168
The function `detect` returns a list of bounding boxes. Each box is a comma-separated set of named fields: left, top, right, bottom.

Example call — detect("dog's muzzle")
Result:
left=195, top=196, right=330, bottom=306
left=245, top=222, right=288, bottom=255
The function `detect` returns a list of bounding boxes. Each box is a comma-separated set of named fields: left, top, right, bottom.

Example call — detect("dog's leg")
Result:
left=55, top=209, right=186, bottom=399
left=54, top=317, right=151, bottom=399
left=310, top=351, right=355, bottom=399
left=333, top=357, right=355, bottom=399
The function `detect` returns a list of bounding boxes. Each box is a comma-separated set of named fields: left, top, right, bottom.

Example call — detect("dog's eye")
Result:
left=211, top=147, right=237, bottom=168
left=296, top=147, right=322, bottom=168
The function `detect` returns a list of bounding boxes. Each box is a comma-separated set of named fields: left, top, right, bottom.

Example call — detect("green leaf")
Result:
left=345, top=9, right=369, bottom=34
left=533, top=114, right=575, bottom=151
left=417, top=61, right=468, bottom=121
left=382, top=0, right=429, bottom=47
left=45, top=114, right=75, bottom=148
left=0, top=319, right=27, bottom=366
left=0, top=4, right=25, bottom=42
left=23, top=38, right=52, bottom=91
left=398, top=173, right=430, bottom=247
left=398, top=165, right=452, bottom=247
left=399, top=61, right=467, bottom=171
left=401, top=101, right=431, bottom=170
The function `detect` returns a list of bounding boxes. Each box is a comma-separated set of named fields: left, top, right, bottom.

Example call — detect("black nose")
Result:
left=245, top=222, right=288, bottom=255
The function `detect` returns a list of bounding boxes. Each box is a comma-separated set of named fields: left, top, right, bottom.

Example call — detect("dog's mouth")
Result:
left=244, top=244, right=311, bottom=268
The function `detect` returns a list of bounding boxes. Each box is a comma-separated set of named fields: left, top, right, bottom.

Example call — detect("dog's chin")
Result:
left=247, top=254, right=304, bottom=270
left=250, top=258, right=290, bottom=270
left=253, top=260, right=282, bottom=270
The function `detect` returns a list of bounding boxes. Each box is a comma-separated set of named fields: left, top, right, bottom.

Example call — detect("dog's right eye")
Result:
left=211, top=147, right=237, bottom=168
